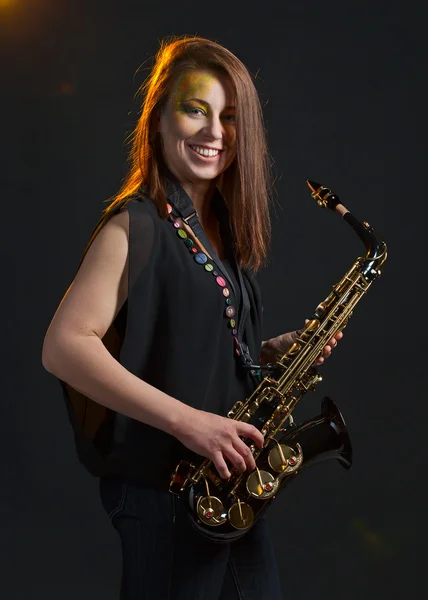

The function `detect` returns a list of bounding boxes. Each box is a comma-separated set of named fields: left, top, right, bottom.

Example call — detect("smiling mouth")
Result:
left=189, top=145, right=223, bottom=159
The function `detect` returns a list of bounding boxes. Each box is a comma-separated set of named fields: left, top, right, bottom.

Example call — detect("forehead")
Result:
left=170, top=69, right=235, bottom=105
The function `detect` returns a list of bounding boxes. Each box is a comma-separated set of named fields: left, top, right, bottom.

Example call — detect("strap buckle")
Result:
left=235, top=340, right=254, bottom=367
left=182, top=211, right=198, bottom=224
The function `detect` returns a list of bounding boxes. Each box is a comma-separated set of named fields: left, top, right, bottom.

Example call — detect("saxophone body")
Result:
left=170, top=181, right=387, bottom=543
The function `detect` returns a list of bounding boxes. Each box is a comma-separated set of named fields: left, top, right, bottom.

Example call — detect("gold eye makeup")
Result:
left=178, top=101, right=207, bottom=115
left=177, top=98, right=236, bottom=123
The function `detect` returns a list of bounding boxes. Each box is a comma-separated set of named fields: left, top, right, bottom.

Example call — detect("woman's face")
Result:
left=157, top=68, right=237, bottom=186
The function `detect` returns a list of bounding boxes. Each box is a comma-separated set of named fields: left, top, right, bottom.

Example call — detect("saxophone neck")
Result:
left=307, top=179, right=387, bottom=282
left=342, top=212, right=387, bottom=265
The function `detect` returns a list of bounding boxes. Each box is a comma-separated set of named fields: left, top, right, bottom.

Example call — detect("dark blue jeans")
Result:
left=99, top=475, right=284, bottom=600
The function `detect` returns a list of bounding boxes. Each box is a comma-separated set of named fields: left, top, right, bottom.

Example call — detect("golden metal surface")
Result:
left=196, top=496, right=227, bottom=526
left=269, top=443, right=296, bottom=472
left=169, top=460, right=194, bottom=494
left=310, top=185, right=332, bottom=208
left=228, top=501, right=254, bottom=530
left=246, top=469, right=278, bottom=498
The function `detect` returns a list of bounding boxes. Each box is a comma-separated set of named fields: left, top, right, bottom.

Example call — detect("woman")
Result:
left=42, top=36, right=341, bottom=600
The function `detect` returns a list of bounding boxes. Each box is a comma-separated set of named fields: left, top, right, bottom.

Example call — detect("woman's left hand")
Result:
left=260, top=326, right=343, bottom=366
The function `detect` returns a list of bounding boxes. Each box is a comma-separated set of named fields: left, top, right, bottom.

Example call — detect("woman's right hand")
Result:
left=173, top=408, right=264, bottom=480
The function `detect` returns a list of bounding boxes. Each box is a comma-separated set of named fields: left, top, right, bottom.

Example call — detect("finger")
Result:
left=232, top=437, right=256, bottom=471
left=335, top=331, right=343, bottom=340
left=224, top=447, right=247, bottom=473
left=236, top=422, right=264, bottom=448
left=212, top=450, right=231, bottom=479
left=327, top=337, right=336, bottom=347
left=323, top=345, right=332, bottom=356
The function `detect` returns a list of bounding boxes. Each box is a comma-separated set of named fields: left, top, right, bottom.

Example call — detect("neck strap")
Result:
left=164, top=178, right=255, bottom=369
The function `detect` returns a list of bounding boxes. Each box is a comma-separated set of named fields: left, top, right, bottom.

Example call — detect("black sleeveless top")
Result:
left=66, top=184, right=264, bottom=487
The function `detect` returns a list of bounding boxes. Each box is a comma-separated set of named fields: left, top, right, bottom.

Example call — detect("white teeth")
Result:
left=190, top=145, right=220, bottom=157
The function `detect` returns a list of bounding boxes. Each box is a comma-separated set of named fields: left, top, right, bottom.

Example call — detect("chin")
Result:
left=187, top=165, right=223, bottom=182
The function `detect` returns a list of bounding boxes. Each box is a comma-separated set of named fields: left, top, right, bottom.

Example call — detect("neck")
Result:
left=178, top=177, right=219, bottom=227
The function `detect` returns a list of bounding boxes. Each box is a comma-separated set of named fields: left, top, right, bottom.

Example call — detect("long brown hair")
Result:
left=103, top=35, right=272, bottom=271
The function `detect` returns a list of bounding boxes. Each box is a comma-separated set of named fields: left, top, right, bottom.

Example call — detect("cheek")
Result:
left=172, top=113, right=199, bottom=140
left=225, top=125, right=237, bottom=147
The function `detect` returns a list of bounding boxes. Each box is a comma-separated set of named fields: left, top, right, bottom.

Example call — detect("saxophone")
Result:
left=170, top=180, right=387, bottom=543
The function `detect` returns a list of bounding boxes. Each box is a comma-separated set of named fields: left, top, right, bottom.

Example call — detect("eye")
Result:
left=182, top=104, right=206, bottom=116
left=222, top=113, right=237, bottom=123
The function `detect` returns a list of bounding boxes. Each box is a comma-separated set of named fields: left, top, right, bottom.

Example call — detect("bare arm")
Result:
left=42, top=209, right=189, bottom=435
left=42, top=208, right=263, bottom=478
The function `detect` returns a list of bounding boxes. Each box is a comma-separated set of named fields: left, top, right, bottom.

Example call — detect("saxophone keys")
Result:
left=246, top=470, right=278, bottom=498
left=287, top=342, right=301, bottom=356
left=196, top=496, right=227, bottom=526
left=228, top=501, right=254, bottom=530
left=169, top=460, right=194, bottom=494
left=268, top=444, right=299, bottom=473
left=304, top=319, right=320, bottom=333
left=227, top=400, right=243, bottom=418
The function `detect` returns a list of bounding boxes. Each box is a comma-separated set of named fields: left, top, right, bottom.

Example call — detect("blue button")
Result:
left=195, top=253, right=208, bottom=265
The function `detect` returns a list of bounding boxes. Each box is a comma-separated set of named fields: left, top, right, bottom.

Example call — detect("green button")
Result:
left=229, top=319, right=236, bottom=328
left=204, top=263, right=214, bottom=272
left=177, top=229, right=188, bottom=239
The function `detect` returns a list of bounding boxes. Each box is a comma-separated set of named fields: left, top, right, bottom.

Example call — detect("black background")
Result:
left=1, top=0, right=426, bottom=598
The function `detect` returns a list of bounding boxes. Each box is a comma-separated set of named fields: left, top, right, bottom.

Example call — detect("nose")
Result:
left=203, top=115, right=224, bottom=141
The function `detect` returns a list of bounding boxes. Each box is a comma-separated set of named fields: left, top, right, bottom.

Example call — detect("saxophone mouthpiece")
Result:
left=306, top=179, right=349, bottom=217
left=306, top=180, right=321, bottom=194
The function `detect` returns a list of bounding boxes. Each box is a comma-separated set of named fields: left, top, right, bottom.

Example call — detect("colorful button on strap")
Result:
left=195, top=253, right=208, bottom=265
left=168, top=209, right=240, bottom=347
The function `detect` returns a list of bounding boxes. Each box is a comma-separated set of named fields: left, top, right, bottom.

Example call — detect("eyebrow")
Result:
left=184, top=97, right=236, bottom=111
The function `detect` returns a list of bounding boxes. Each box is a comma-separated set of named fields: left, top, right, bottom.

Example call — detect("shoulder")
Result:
left=116, top=192, right=164, bottom=231
left=102, top=192, right=161, bottom=235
